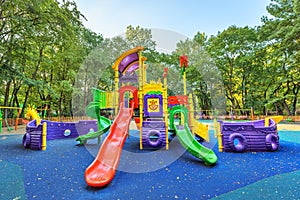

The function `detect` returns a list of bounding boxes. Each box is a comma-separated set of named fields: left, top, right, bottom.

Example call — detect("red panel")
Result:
left=119, top=85, right=139, bottom=108
left=168, top=95, right=189, bottom=106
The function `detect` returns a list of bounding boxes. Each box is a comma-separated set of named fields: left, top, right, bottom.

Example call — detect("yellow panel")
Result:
left=147, top=98, right=160, bottom=113
left=143, top=82, right=163, bottom=94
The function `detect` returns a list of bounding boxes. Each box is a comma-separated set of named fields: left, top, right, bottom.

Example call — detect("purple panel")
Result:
left=142, top=120, right=166, bottom=148
left=75, top=120, right=98, bottom=136
left=219, top=119, right=279, bottom=152
left=119, top=72, right=138, bottom=83
left=46, top=120, right=98, bottom=140
left=25, top=119, right=98, bottom=141
left=118, top=53, right=139, bottom=73
left=46, top=121, right=79, bottom=140
left=144, top=94, right=163, bottom=117
left=24, top=119, right=99, bottom=150
left=127, top=63, right=139, bottom=73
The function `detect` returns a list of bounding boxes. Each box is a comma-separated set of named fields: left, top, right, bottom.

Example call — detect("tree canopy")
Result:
left=1, top=0, right=299, bottom=117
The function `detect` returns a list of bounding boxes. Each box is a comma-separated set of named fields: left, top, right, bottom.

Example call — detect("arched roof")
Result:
left=112, top=46, right=144, bottom=74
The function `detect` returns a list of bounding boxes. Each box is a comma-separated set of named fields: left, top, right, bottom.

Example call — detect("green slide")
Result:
left=76, top=102, right=111, bottom=145
left=170, top=105, right=217, bottom=165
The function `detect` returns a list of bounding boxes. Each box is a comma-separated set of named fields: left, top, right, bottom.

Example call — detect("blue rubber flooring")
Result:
left=0, top=130, right=299, bottom=200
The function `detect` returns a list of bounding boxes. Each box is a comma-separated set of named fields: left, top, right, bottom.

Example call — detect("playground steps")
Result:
left=30, top=131, right=42, bottom=150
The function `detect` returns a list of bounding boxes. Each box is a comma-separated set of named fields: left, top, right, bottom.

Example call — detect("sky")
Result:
left=73, top=0, right=272, bottom=52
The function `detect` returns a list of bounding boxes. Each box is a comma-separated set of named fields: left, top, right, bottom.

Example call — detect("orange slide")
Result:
left=84, top=103, right=133, bottom=187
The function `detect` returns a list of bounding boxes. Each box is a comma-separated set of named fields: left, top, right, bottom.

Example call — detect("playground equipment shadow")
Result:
left=0, top=128, right=300, bottom=200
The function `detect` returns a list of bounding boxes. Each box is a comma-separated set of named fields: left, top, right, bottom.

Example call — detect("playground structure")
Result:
left=19, top=46, right=284, bottom=188
left=75, top=89, right=112, bottom=145
left=22, top=106, right=101, bottom=150
left=84, top=47, right=217, bottom=187
left=215, top=116, right=283, bottom=152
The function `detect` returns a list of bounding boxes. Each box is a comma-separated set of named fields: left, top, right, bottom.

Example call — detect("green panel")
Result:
left=147, top=91, right=162, bottom=95
left=169, top=105, right=188, bottom=130
left=92, top=88, right=106, bottom=109
left=81, top=94, right=112, bottom=145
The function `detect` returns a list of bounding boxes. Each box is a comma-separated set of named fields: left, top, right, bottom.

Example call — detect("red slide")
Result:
left=84, top=103, right=133, bottom=187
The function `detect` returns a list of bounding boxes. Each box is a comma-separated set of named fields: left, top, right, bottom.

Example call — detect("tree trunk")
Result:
left=292, top=95, right=298, bottom=116
left=20, top=86, right=32, bottom=117
left=20, top=46, right=44, bottom=117
left=3, top=79, right=12, bottom=118
left=291, top=83, right=299, bottom=116
left=69, top=98, right=73, bottom=118
left=282, top=99, right=292, bottom=116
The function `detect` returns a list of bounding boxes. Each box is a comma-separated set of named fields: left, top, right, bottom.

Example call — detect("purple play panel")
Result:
left=23, top=119, right=98, bottom=150
left=143, top=94, right=163, bottom=117
left=219, top=119, right=279, bottom=152
left=118, top=53, right=139, bottom=74
left=119, top=72, right=138, bottom=83
left=142, top=119, right=166, bottom=148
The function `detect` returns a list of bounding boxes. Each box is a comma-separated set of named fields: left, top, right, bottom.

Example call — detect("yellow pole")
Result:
left=42, top=122, right=47, bottom=151
left=115, top=64, right=119, bottom=113
left=265, top=117, right=269, bottom=127
left=163, top=88, right=168, bottom=150
left=138, top=51, right=143, bottom=149
left=162, top=68, right=169, bottom=150
left=0, top=106, right=23, bottom=109
left=142, top=57, right=147, bottom=85
left=216, top=121, right=223, bottom=152
left=214, top=118, right=217, bottom=138
left=251, top=107, right=254, bottom=120
left=189, top=94, right=194, bottom=126
left=144, top=64, right=147, bottom=85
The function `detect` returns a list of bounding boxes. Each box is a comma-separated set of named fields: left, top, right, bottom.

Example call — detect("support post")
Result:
left=164, top=88, right=169, bottom=150
left=114, top=64, right=119, bottom=114
left=163, top=68, right=169, bottom=150
left=183, top=70, right=187, bottom=96
left=138, top=51, right=143, bottom=149
left=251, top=107, right=254, bottom=120
left=42, top=122, right=47, bottom=151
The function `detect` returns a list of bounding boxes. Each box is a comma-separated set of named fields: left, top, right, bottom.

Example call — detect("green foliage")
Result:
left=259, top=0, right=300, bottom=115
left=0, top=0, right=103, bottom=117
left=208, top=26, right=259, bottom=110
left=126, top=25, right=156, bottom=50
left=173, top=34, right=226, bottom=112
left=1, top=0, right=299, bottom=117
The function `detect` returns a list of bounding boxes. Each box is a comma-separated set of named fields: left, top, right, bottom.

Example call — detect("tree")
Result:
left=174, top=32, right=226, bottom=113
left=208, top=26, right=259, bottom=113
left=260, top=0, right=300, bottom=115
left=0, top=0, right=104, bottom=118
left=126, top=25, right=156, bottom=50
